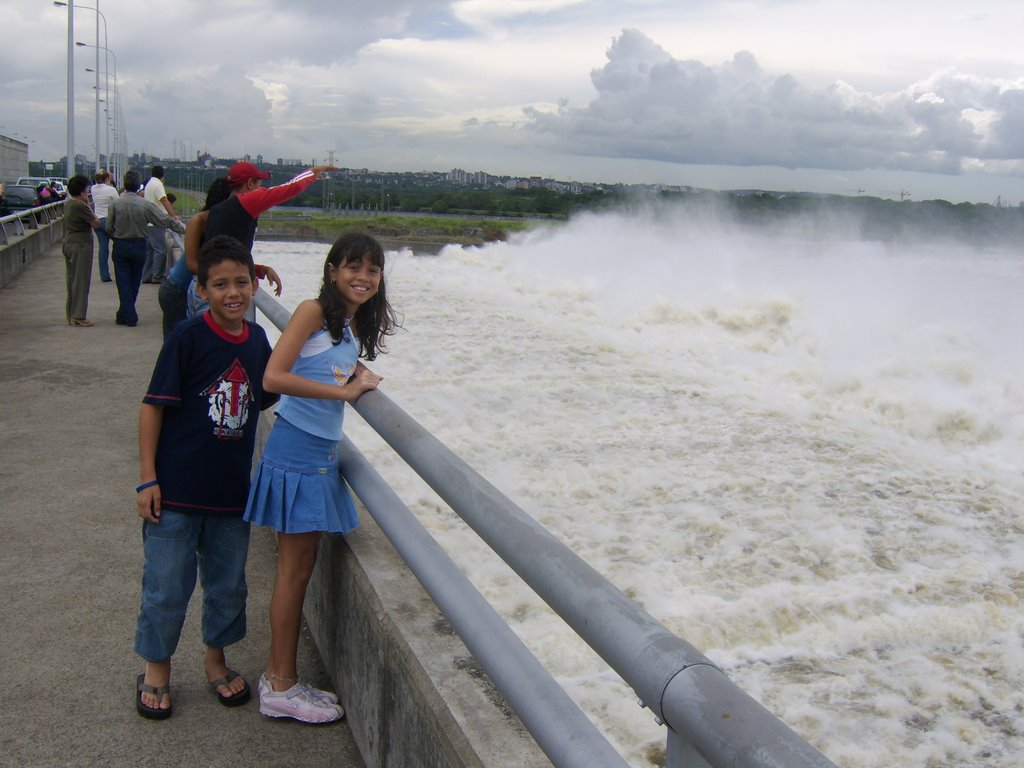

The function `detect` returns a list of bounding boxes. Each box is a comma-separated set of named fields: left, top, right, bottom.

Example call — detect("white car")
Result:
left=16, top=176, right=50, bottom=188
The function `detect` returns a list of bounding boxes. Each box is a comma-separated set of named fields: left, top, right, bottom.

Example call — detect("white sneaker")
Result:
left=258, top=674, right=345, bottom=723
left=258, top=674, right=340, bottom=705
left=257, top=674, right=338, bottom=703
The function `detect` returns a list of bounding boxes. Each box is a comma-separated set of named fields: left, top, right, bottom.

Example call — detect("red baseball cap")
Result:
left=226, top=161, right=271, bottom=184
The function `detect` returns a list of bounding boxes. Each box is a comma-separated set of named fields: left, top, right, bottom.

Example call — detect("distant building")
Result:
left=447, top=168, right=496, bottom=186
left=0, top=134, right=29, bottom=185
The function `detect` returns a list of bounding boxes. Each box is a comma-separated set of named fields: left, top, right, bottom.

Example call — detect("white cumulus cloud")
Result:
left=523, top=29, right=1024, bottom=176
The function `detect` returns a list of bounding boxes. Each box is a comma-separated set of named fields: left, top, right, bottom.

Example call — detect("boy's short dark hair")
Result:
left=197, top=235, right=255, bottom=287
left=123, top=169, right=141, bottom=192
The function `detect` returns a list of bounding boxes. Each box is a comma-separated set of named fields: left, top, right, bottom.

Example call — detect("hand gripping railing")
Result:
left=255, top=290, right=838, bottom=768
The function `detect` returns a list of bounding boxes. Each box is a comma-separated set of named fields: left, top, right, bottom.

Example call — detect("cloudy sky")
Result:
left=3, top=0, right=1023, bottom=202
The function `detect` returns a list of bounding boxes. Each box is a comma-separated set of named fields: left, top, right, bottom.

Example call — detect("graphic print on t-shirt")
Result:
left=331, top=363, right=352, bottom=386
left=202, top=358, right=253, bottom=439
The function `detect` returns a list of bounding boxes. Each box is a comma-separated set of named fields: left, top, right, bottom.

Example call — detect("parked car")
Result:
left=2, top=184, right=42, bottom=212
left=16, top=176, right=51, bottom=189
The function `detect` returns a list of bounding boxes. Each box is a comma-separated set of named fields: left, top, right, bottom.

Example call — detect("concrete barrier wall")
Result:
left=256, top=415, right=553, bottom=768
left=0, top=214, right=64, bottom=288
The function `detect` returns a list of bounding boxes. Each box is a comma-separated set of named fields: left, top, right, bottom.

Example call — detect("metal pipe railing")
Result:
left=0, top=200, right=65, bottom=245
left=254, top=290, right=837, bottom=768
left=348, top=388, right=836, bottom=768
left=338, top=436, right=629, bottom=768
left=257, top=290, right=627, bottom=767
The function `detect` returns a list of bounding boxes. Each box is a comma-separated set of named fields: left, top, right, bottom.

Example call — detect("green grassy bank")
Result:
left=255, top=210, right=537, bottom=249
left=166, top=188, right=540, bottom=250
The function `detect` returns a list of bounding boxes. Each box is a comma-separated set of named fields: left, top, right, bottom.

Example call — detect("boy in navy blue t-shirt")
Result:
left=133, top=235, right=278, bottom=719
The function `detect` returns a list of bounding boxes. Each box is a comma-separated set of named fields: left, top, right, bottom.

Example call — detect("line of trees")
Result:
left=699, top=191, right=1024, bottom=246
left=158, top=164, right=1023, bottom=246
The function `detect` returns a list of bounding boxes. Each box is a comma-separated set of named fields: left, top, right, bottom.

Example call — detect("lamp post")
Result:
left=85, top=67, right=118, bottom=179
left=57, top=2, right=108, bottom=174
left=76, top=41, right=120, bottom=181
left=62, top=1, right=74, bottom=178
left=83, top=43, right=119, bottom=180
left=96, top=58, right=124, bottom=183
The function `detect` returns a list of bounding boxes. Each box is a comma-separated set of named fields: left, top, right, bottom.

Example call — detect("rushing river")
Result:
left=253, top=205, right=1024, bottom=768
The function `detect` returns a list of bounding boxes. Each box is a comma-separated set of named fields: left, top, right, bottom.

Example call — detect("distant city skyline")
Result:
left=3, top=2, right=1023, bottom=205
left=10, top=142, right=1023, bottom=208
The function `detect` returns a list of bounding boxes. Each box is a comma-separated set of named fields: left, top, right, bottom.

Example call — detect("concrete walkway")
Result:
left=0, top=245, right=364, bottom=768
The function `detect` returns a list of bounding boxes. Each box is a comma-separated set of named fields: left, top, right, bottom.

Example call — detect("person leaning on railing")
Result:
left=106, top=169, right=186, bottom=328
left=158, top=175, right=281, bottom=339
left=36, top=183, right=54, bottom=206
left=180, top=163, right=337, bottom=323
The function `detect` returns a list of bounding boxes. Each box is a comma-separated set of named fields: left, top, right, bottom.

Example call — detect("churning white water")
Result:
left=253, top=206, right=1024, bottom=768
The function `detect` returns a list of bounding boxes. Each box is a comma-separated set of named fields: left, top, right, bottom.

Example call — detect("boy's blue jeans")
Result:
left=134, top=510, right=250, bottom=663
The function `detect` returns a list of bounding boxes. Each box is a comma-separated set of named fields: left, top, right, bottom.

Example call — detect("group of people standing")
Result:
left=68, top=162, right=402, bottom=727
left=62, top=163, right=332, bottom=330
left=60, top=166, right=184, bottom=327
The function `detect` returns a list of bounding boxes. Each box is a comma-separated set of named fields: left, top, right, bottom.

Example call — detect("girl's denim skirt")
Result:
left=244, top=416, right=359, bottom=535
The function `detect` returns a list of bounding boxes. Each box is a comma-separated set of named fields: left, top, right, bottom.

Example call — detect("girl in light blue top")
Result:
left=245, top=231, right=398, bottom=723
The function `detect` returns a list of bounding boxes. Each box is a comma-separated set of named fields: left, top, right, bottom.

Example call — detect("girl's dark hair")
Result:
left=318, top=232, right=399, bottom=361
left=203, top=177, right=232, bottom=211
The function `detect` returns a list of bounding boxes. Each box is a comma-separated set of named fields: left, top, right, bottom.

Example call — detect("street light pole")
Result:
left=93, top=0, right=100, bottom=173
left=77, top=42, right=121, bottom=180
left=57, top=1, right=108, bottom=174
left=97, top=50, right=121, bottom=182
left=65, top=1, right=74, bottom=178
left=103, top=41, right=110, bottom=173
left=86, top=69, right=114, bottom=171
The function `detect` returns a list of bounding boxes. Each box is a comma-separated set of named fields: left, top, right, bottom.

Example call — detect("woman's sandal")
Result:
left=136, top=673, right=173, bottom=720
left=69, top=318, right=94, bottom=327
left=208, top=669, right=251, bottom=707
